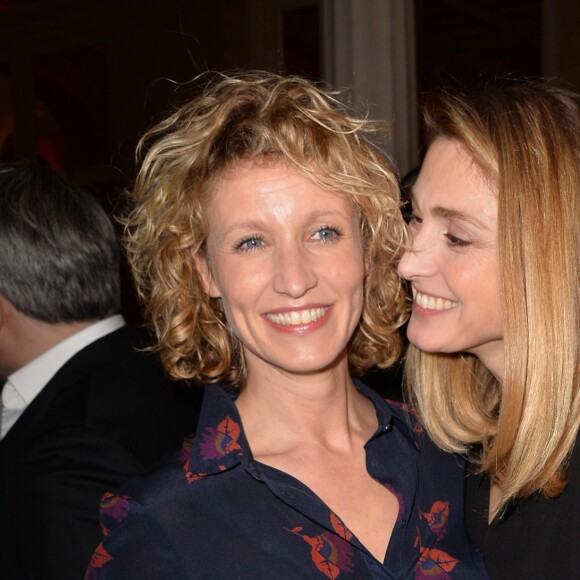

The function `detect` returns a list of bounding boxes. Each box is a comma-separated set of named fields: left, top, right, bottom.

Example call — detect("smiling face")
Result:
left=398, top=138, right=504, bottom=378
left=196, top=160, right=366, bottom=382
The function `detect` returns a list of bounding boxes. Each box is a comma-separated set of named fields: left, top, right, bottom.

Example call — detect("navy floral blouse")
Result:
left=86, top=381, right=488, bottom=579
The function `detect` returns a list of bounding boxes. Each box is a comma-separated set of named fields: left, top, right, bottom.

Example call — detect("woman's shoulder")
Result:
left=385, top=397, right=468, bottom=476
left=383, top=397, right=416, bottom=425
left=113, top=434, right=199, bottom=505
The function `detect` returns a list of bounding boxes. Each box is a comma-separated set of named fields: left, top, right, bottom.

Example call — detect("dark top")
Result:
left=465, top=434, right=580, bottom=580
left=0, top=326, right=202, bottom=580
left=87, top=380, right=488, bottom=579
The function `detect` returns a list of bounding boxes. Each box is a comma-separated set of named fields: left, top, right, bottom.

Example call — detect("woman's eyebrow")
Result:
left=432, top=205, right=491, bottom=231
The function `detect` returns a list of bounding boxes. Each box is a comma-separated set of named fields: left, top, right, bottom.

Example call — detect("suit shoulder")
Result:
left=63, top=329, right=199, bottom=441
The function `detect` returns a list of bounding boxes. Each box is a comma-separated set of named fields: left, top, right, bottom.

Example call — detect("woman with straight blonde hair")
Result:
left=398, top=79, right=580, bottom=579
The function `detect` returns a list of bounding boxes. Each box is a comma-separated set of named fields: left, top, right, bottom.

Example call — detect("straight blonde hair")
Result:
left=405, top=79, right=580, bottom=512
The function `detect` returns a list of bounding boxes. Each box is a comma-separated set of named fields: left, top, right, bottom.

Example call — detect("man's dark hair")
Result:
left=0, top=163, right=120, bottom=323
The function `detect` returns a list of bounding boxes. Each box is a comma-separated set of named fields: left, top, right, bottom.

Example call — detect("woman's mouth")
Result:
left=265, top=306, right=330, bottom=326
left=414, top=291, right=457, bottom=311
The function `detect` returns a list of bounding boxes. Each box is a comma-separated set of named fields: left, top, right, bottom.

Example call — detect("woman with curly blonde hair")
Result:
left=87, top=71, right=487, bottom=579
left=399, top=79, right=580, bottom=579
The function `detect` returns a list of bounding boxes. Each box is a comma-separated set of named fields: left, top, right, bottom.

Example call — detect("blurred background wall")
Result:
left=0, top=0, right=575, bottom=320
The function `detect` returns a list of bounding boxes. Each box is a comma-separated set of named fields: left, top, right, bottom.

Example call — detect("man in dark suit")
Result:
left=0, top=164, right=201, bottom=579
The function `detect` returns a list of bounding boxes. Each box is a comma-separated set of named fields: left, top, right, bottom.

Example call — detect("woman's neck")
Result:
left=470, top=341, right=505, bottom=383
left=235, top=362, right=376, bottom=455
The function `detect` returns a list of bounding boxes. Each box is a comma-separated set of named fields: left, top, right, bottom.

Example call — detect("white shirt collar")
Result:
left=7, top=314, right=126, bottom=406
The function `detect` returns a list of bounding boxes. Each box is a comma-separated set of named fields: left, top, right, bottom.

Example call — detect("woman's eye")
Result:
left=408, top=214, right=422, bottom=228
left=235, top=236, right=265, bottom=251
left=312, top=227, right=341, bottom=243
left=445, top=233, right=471, bottom=247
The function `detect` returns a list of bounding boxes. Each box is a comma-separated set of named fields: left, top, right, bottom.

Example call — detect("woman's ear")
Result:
left=193, top=253, right=221, bottom=298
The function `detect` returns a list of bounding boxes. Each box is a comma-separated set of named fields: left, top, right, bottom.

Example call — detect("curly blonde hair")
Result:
left=125, top=71, right=407, bottom=386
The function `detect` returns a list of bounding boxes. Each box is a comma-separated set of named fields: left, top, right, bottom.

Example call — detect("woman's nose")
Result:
left=272, top=245, right=318, bottom=298
left=397, top=236, right=437, bottom=281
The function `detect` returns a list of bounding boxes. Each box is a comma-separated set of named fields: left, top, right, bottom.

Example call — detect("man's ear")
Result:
left=0, top=294, right=5, bottom=330
left=193, top=253, right=221, bottom=298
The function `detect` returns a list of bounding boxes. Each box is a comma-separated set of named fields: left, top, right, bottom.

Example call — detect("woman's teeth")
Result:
left=415, top=292, right=457, bottom=311
left=267, top=307, right=329, bottom=326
